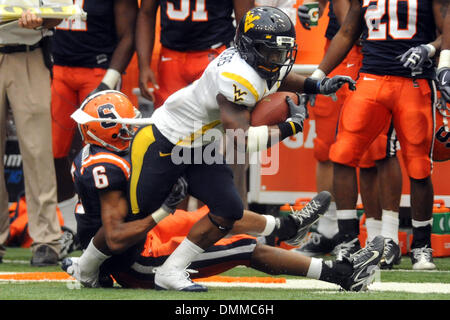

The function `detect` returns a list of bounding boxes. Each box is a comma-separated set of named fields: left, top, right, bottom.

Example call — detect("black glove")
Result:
left=297, top=5, right=311, bottom=30
left=318, top=75, right=356, bottom=95
left=437, top=67, right=450, bottom=104
left=87, top=82, right=110, bottom=98
left=286, top=94, right=308, bottom=132
left=162, top=176, right=189, bottom=213
left=397, top=44, right=433, bottom=73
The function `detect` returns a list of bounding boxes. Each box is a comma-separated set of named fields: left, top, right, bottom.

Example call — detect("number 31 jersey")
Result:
left=360, top=0, right=436, bottom=78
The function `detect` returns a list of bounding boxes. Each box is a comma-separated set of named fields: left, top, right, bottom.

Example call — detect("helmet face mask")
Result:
left=235, top=6, right=297, bottom=82
left=78, top=90, right=140, bottom=153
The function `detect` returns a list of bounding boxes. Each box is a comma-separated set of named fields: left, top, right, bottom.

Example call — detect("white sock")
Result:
left=317, top=202, right=338, bottom=239
left=159, top=238, right=204, bottom=272
left=381, top=210, right=399, bottom=244
left=336, top=209, right=358, bottom=220
left=365, top=218, right=382, bottom=243
left=79, top=239, right=111, bottom=274
left=260, top=215, right=276, bottom=236
left=411, top=218, right=433, bottom=228
left=306, top=257, right=323, bottom=279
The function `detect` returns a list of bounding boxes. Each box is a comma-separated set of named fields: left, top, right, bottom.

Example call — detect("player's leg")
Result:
left=330, top=74, right=392, bottom=258
left=297, top=44, right=362, bottom=257
left=154, top=161, right=242, bottom=292
left=51, top=65, right=79, bottom=204
left=394, top=78, right=435, bottom=270
left=251, top=235, right=385, bottom=292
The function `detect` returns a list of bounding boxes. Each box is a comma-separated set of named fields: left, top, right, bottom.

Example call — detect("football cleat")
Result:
left=411, top=246, right=436, bottom=270
left=294, top=232, right=338, bottom=257
left=285, top=191, right=331, bottom=247
left=340, top=235, right=385, bottom=292
left=61, top=257, right=100, bottom=288
left=380, top=238, right=402, bottom=270
left=332, top=236, right=361, bottom=260
left=155, top=268, right=208, bottom=292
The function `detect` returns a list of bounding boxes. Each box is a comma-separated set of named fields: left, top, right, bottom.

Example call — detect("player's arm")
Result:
left=96, top=0, right=138, bottom=91
left=95, top=177, right=188, bottom=255
left=317, top=0, right=363, bottom=75
left=332, top=0, right=351, bottom=25
left=233, top=0, right=255, bottom=25
left=95, top=190, right=159, bottom=254
left=136, top=0, right=159, bottom=101
left=442, top=4, right=450, bottom=50
left=217, top=93, right=307, bottom=153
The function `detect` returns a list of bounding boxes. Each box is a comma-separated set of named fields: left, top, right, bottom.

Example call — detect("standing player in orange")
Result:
left=297, top=0, right=403, bottom=270
left=315, top=0, right=446, bottom=270
left=51, top=0, right=138, bottom=230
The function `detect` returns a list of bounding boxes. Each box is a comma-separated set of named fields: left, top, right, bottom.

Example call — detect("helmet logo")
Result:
left=98, top=104, right=118, bottom=129
left=244, top=12, right=260, bottom=33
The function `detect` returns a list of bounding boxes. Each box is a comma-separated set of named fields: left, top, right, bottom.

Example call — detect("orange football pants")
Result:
left=330, top=73, right=435, bottom=179
left=312, top=41, right=394, bottom=167
left=51, top=65, right=106, bottom=158
left=153, top=45, right=227, bottom=109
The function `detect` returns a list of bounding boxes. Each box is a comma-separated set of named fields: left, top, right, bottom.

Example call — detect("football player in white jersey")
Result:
left=128, top=6, right=357, bottom=292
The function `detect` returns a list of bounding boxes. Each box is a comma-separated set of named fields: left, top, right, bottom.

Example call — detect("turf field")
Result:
left=1, top=247, right=449, bottom=302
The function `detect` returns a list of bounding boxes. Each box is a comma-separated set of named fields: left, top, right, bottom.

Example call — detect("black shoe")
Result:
left=294, top=232, right=338, bottom=256
left=0, top=256, right=2, bottom=263
left=332, top=236, right=361, bottom=260
left=380, top=238, right=401, bottom=270
left=340, top=235, right=385, bottom=292
left=285, top=191, right=331, bottom=247
left=30, top=245, right=59, bottom=267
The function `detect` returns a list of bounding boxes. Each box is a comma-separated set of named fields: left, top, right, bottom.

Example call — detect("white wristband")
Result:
left=101, top=68, right=121, bottom=89
left=424, top=44, right=436, bottom=57
left=438, top=50, right=450, bottom=69
left=310, top=68, right=326, bottom=80
left=247, top=125, right=269, bottom=153
left=151, top=207, right=170, bottom=223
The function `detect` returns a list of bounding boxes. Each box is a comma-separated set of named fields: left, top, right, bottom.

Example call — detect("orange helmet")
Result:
left=432, top=98, right=450, bottom=162
left=78, top=90, right=140, bottom=153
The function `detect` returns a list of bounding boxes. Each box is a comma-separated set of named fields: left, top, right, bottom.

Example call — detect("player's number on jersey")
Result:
left=167, top=0, right=207, bottom=21
left=363, top=0, right=417, bottom=40
left=93, top=166, right=109, bottom=189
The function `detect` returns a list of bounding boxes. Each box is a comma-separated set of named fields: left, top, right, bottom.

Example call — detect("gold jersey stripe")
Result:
left=176, top=120, right=222, bottom=147
left=221, top=72, right=259, bottom=101
left=129, top=125, right=155, bottom=214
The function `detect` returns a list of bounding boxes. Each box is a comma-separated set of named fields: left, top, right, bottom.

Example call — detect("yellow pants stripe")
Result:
left=129, top=125, right=155, bottom=214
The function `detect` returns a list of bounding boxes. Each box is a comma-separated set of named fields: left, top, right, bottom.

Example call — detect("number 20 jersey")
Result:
left=359, top=0, right=436, bottom=78
left=150, top=47, right=288, bottom=148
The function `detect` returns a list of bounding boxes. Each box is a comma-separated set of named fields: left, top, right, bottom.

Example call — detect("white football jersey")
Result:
left=150, top=47, right=288, bottom=148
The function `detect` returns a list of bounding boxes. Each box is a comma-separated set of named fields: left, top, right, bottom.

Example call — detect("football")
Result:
left=250, top=91, right=298, bottom=126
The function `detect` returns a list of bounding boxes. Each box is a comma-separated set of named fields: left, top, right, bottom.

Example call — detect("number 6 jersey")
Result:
left=71, top=144, right=131, bottom=247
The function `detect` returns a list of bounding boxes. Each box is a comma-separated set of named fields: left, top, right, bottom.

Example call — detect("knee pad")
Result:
left=329, top=141, right=360, bottom=167
left=404, top=156, right=432, bottom=180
